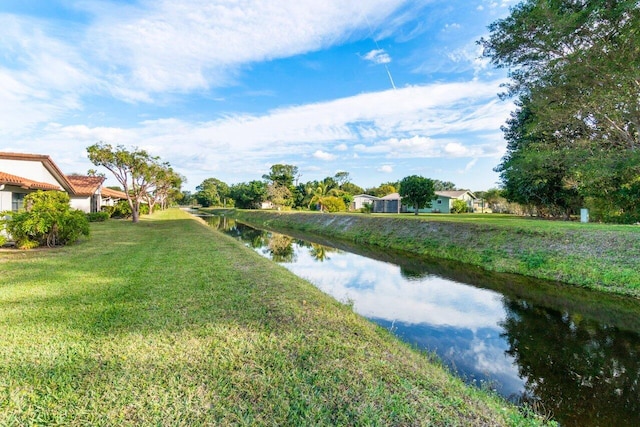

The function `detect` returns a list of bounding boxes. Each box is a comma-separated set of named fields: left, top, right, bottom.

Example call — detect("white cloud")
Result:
left=378, top=165, right=393, bottom=173
left=443, top=23, right=461, bottom=31
left=83, top=0, right=410, bottom=96
left=313, top=150, right=337, bottom=161
left=0, top=0, right=417, bottom=113
left=12, top=78, right=511, bottom=187
left=0, top=16, right=95, bottom=135
left=363, top=49, right=392, bottom=65
left=446, top=42, right=491, bottom=78
left=444, top=142, right=468, bottom=156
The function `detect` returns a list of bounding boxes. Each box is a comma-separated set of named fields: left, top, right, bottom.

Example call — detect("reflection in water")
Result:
left=266, top=234, right=296, bottom=263
left=501, top=300, right=640, bottom=426
left=201, top=215, right=640, bottom=427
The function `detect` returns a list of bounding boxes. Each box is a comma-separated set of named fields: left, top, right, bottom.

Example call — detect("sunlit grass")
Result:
left=0, top=209, right=546, bottom=426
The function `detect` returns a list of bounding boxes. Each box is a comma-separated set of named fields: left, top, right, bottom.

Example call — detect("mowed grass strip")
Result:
left=0, top=209, right=543, bottom=426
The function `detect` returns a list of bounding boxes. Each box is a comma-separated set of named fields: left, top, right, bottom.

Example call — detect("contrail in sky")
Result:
left=363, top=13, right=397, bottom=90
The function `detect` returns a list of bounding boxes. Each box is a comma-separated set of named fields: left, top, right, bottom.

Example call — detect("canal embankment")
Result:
left=221, top=209, right=640, bottom=297
left=0, top=208, right=547, bottom=426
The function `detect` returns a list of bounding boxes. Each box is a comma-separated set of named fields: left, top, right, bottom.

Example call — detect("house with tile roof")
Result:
left=0, top=151, right=126, bottom=213
left=371, top=190, right=477, bottom=214
left=100, top=187, right=128, bottom=207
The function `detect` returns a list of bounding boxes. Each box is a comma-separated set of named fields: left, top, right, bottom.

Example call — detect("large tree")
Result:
left=262, top=164, right=298, bottom=209
left=262, top=164, right=299, bottom=188
left=482, top=0, right=640, bottom=221
left=495, top=96, right=583, bottom=217
left=399, top=175, right=435, bottom=215
left=152, top=166, right=184, bottom=211
left=229, top=180, right=267, bottom=209
left=195, top=178, right=229, bottom=208
left=87, top=142, right=163, bottom=223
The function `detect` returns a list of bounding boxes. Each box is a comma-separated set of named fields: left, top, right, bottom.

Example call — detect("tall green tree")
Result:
left=432, top=180, right=457, bottom=191
left=482, top=0, right=640, bottom=221
left=195, top=178, right=229, bottom=208
left=87, top=142, right=163, bottom=223
left=153, top=167, right=184, bottom=210
left=262, top=164, right=299, bottom=188
left=495, top=96, right=583, bottom=217
left=230, top=180, right=267, bottom=209
left=262, top=164, right=298, bottom=208
left=399, top=175, right=435, bottom=215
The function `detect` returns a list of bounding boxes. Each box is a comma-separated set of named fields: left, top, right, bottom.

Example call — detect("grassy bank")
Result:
left=0, top=209, right=544, bottom=426
left=226, top=210, right=640, bottom=298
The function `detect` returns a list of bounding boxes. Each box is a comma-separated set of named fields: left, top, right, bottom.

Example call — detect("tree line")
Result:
left=482, top=0, right=639, bottom=223
left=183, top=164, right=473, bottom=213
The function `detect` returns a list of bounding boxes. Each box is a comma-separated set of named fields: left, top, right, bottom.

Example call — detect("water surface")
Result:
left=202, top=214, right=640, bottom=427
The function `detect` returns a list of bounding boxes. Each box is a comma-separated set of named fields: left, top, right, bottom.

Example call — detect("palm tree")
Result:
left=309, top=181, right=343, bottom=211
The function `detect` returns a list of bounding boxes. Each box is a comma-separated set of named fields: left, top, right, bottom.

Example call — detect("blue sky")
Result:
left=0, top=0, right=517, bottom=192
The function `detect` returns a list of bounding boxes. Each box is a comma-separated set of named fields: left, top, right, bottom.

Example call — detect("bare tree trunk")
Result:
left=132, top=200, right=140, bottom=223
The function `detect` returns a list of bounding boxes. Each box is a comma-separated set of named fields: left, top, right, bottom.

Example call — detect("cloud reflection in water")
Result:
left=253, top=239, right=525, bottom=399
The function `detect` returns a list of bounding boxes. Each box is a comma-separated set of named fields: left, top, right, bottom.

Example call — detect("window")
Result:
left=437, top=199, right=442, bottom=204
left=11, top=193, right=25, bottom=211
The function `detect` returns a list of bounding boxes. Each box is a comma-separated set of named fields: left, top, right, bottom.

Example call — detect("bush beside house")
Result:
left=1, top=191, right=89, bottom=249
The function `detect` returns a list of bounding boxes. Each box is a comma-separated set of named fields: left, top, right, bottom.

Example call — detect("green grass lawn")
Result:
left=0, top=209, right=548, bottom=426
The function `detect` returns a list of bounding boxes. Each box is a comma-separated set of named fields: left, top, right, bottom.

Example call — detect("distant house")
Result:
left=351, top=194, right=380, bottom=210
left=372, top=193, right=407, bottom=214
left=101, top=187, right=128, bottom=207
left=419, top=191, right=477, bottom=214
left=66, top=175, right=106, bottom=213
left=260, top=201, right=275, bottom=210
left=0, top=151, right=126, bottom=213
left=371, top=190, right=477, bottom=214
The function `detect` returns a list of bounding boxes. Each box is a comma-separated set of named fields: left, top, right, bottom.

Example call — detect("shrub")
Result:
left=321, top=196, right=346, bottom=213
left=87, top=211, right=110, bottom=222
left=451, top=199, right=468, bottom=214
left=360, top=203, right=374, bottom=214
left=0, top=213, right=8, bottom=246
left=110, top=200, right=132, bottom=218
left=3, top=191, right=90, bottom=248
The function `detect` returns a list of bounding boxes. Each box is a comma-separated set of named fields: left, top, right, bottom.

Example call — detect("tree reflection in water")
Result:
left=501, top=299, right=640, bottom=427
left=265, top=234, right=296, bottom=263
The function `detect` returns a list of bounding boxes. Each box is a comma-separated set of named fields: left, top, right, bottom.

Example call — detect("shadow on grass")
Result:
left=0, top=218, right=353, bottom=340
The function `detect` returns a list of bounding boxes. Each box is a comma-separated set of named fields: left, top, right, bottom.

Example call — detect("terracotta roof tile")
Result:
left=101, top=187, right=128, bottom=199
left=0, top=171, right=62, bottom=191
left=66, top=175, right=105, bottom=196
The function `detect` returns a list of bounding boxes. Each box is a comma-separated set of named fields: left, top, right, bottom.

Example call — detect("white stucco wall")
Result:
left=353, top=195, right=377, bottom=210
left=70, top=197, right=91, bottom=213
left=0, top=189, right=11, bottom=212
left=0, top=159, right=60, bottom=187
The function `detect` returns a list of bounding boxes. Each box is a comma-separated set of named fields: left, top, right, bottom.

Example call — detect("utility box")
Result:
left=580, top=208, right=589, bottom=223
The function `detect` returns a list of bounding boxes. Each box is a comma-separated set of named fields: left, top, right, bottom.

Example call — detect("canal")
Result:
left=201, top=214, right=640, bottom=427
